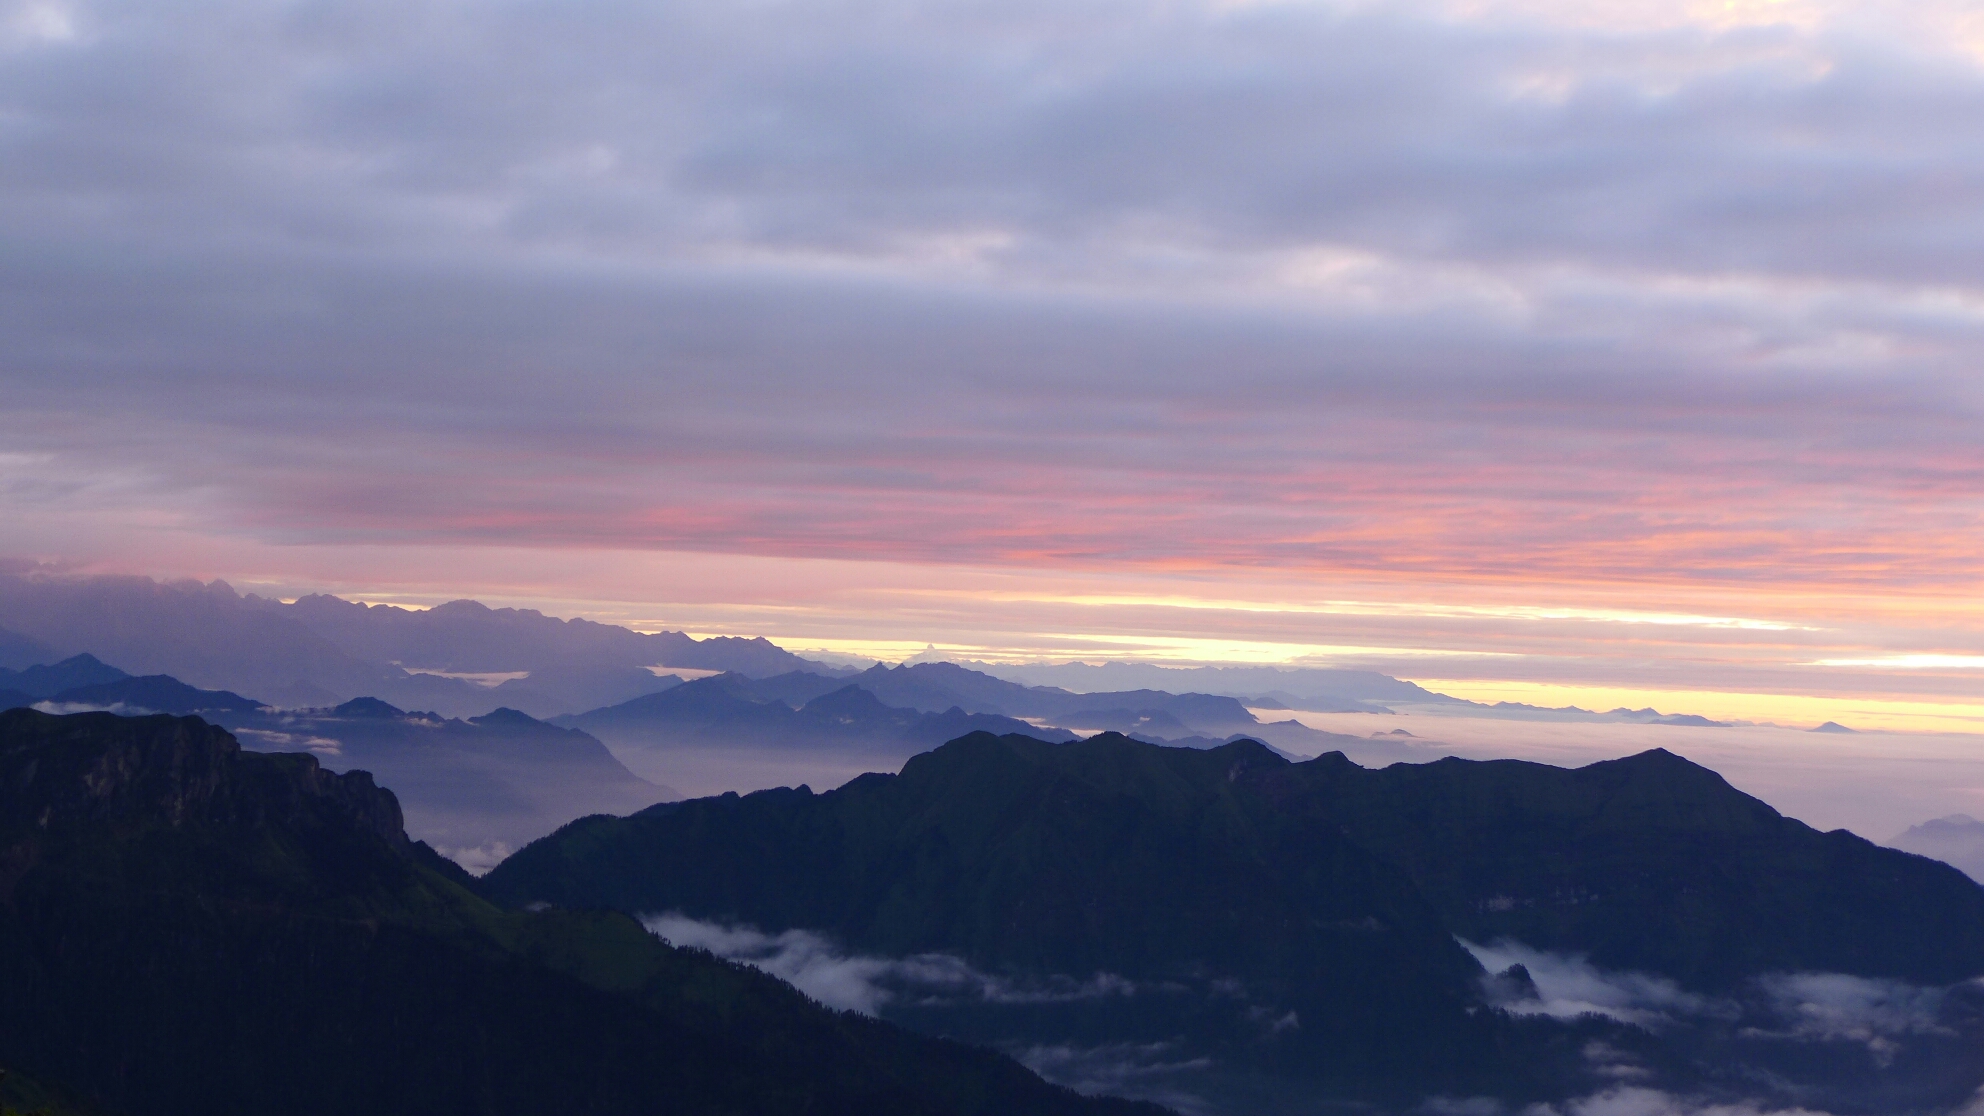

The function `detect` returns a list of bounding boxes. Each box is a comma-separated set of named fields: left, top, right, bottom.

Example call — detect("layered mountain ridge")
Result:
left=0, top=709, right=1167, bottom=1116
left=486, top=730, right=1984, bottom=1113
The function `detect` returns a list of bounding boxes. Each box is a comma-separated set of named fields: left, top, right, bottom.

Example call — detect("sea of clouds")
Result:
left=646, top=912, right=1984, bottom=1116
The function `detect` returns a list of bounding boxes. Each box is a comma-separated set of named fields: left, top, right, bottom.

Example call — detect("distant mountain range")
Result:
left=1892, top=814, right=1984, bottom=884
left=6, top=572, right=1982, bottom=1112
left=0, top=572, right=1754, bottom=731
left=6, top=677, right=1983, bottom=1111
left=957, top=660, right=1461, bottom=713
left=658, top=662, right=1424, bottom=762
left=558, top=675, right=1069, bottom=781
left=0, top=572, right=832, bottom=718
left=0, top=709, right=1164, bottom=1116
left=218, top=699, right=672, bottom=869
left=487, top=732, right=1984, bottom=1114
left=0, top=653, right=1348, bottom=856
left=4, top=655, right=1409, bottom=858
left=0, top=659, right=667, bottom=862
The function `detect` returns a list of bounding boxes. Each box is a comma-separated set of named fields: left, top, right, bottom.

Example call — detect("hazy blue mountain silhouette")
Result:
left=0, top=666, right=676, bottom=860
left=563, top=674, right=1069, bottom=761
left=0, top=654, right=130, bottom=699
left=963, top=661, right=1461, bottom=712
left=712, top=663, right=1376, bottom=757
left=273, top=594, right=824, bottom=678
left=40, top=675, right=265, bottom=715
left=0, top=573, right=839, bottom=718
left=207, top=698, right=673, bottom=862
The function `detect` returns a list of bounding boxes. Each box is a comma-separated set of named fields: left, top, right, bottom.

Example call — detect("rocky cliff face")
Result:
left=0, top=708, right=407, bottom=852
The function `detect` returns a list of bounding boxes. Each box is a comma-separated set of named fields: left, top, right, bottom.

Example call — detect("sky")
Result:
left=5, top=0, right=1984, bottom=730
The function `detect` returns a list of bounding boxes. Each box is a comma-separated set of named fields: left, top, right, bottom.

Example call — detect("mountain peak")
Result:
left=801, top=684, right=893, bottom=717
left=469, top=707, right=545, bottom=729
left=332, top=696, right=406, bottom=718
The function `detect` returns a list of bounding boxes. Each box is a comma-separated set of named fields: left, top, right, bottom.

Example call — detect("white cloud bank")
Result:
left=643, top=912, right=1134, bottom=1016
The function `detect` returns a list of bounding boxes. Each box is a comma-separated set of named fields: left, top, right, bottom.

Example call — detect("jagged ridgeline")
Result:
left=485, top=731, right=1984, bottom=1111
left=0, top=710, right=1168, bottom=1116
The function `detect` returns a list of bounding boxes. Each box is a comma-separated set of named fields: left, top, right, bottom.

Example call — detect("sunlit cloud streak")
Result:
left=4, top=0, right=1984, bottom=712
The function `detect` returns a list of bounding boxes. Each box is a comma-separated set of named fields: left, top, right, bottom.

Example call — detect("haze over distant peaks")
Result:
left=0, top=572, right=834, bottom=719
left=1891, top=814, right=1984, bottom=884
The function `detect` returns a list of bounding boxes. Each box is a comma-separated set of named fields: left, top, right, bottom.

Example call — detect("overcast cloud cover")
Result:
left=6, top=0, right=1984, bottom=712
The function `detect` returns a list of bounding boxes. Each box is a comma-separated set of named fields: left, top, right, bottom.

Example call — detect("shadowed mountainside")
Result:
left=1256, top=748, right=1984, bottom=989
left=485, top=733, right=1621, bottom=1105
left=1891, top=814, right=1984, bottom=885
left=485, top=732, right=1984, bottom=1112
left=0, top=709, right=1169, bottom=1116
left=493, top=735, right=1984, bottom=989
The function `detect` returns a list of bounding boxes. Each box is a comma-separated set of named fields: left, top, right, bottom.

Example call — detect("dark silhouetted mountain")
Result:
left=0, top=1068, right=98, bottom=1116
left=0, top=691, right=30, bottom=712
left=487, top=733, right=1984, bottom=1112
left=210, top=700, right=673, bottom=866
left=486, top=732, right=1621, bottom=1106
left=1812, top=720, right=1858, bottom=733
left=43, top=675, right=265, bottom=715
left=0, top=654, right=130, bottom=699
left=1891, top=814, right=1984, bottom=884
left=0, top=709, right=1168, bottom=1116
left=1260, top=748, right=1984, bottom=990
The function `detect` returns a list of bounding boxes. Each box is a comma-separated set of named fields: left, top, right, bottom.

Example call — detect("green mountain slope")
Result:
left=0, top=710, right=1166, bottom=1116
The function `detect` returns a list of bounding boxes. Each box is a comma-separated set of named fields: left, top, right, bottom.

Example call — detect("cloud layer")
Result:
left=6, top=0, right=1984, bottom=702
left=644, top=911, right=1135, bottom=1015
left=646, top=915, right=1984, bottom=1114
